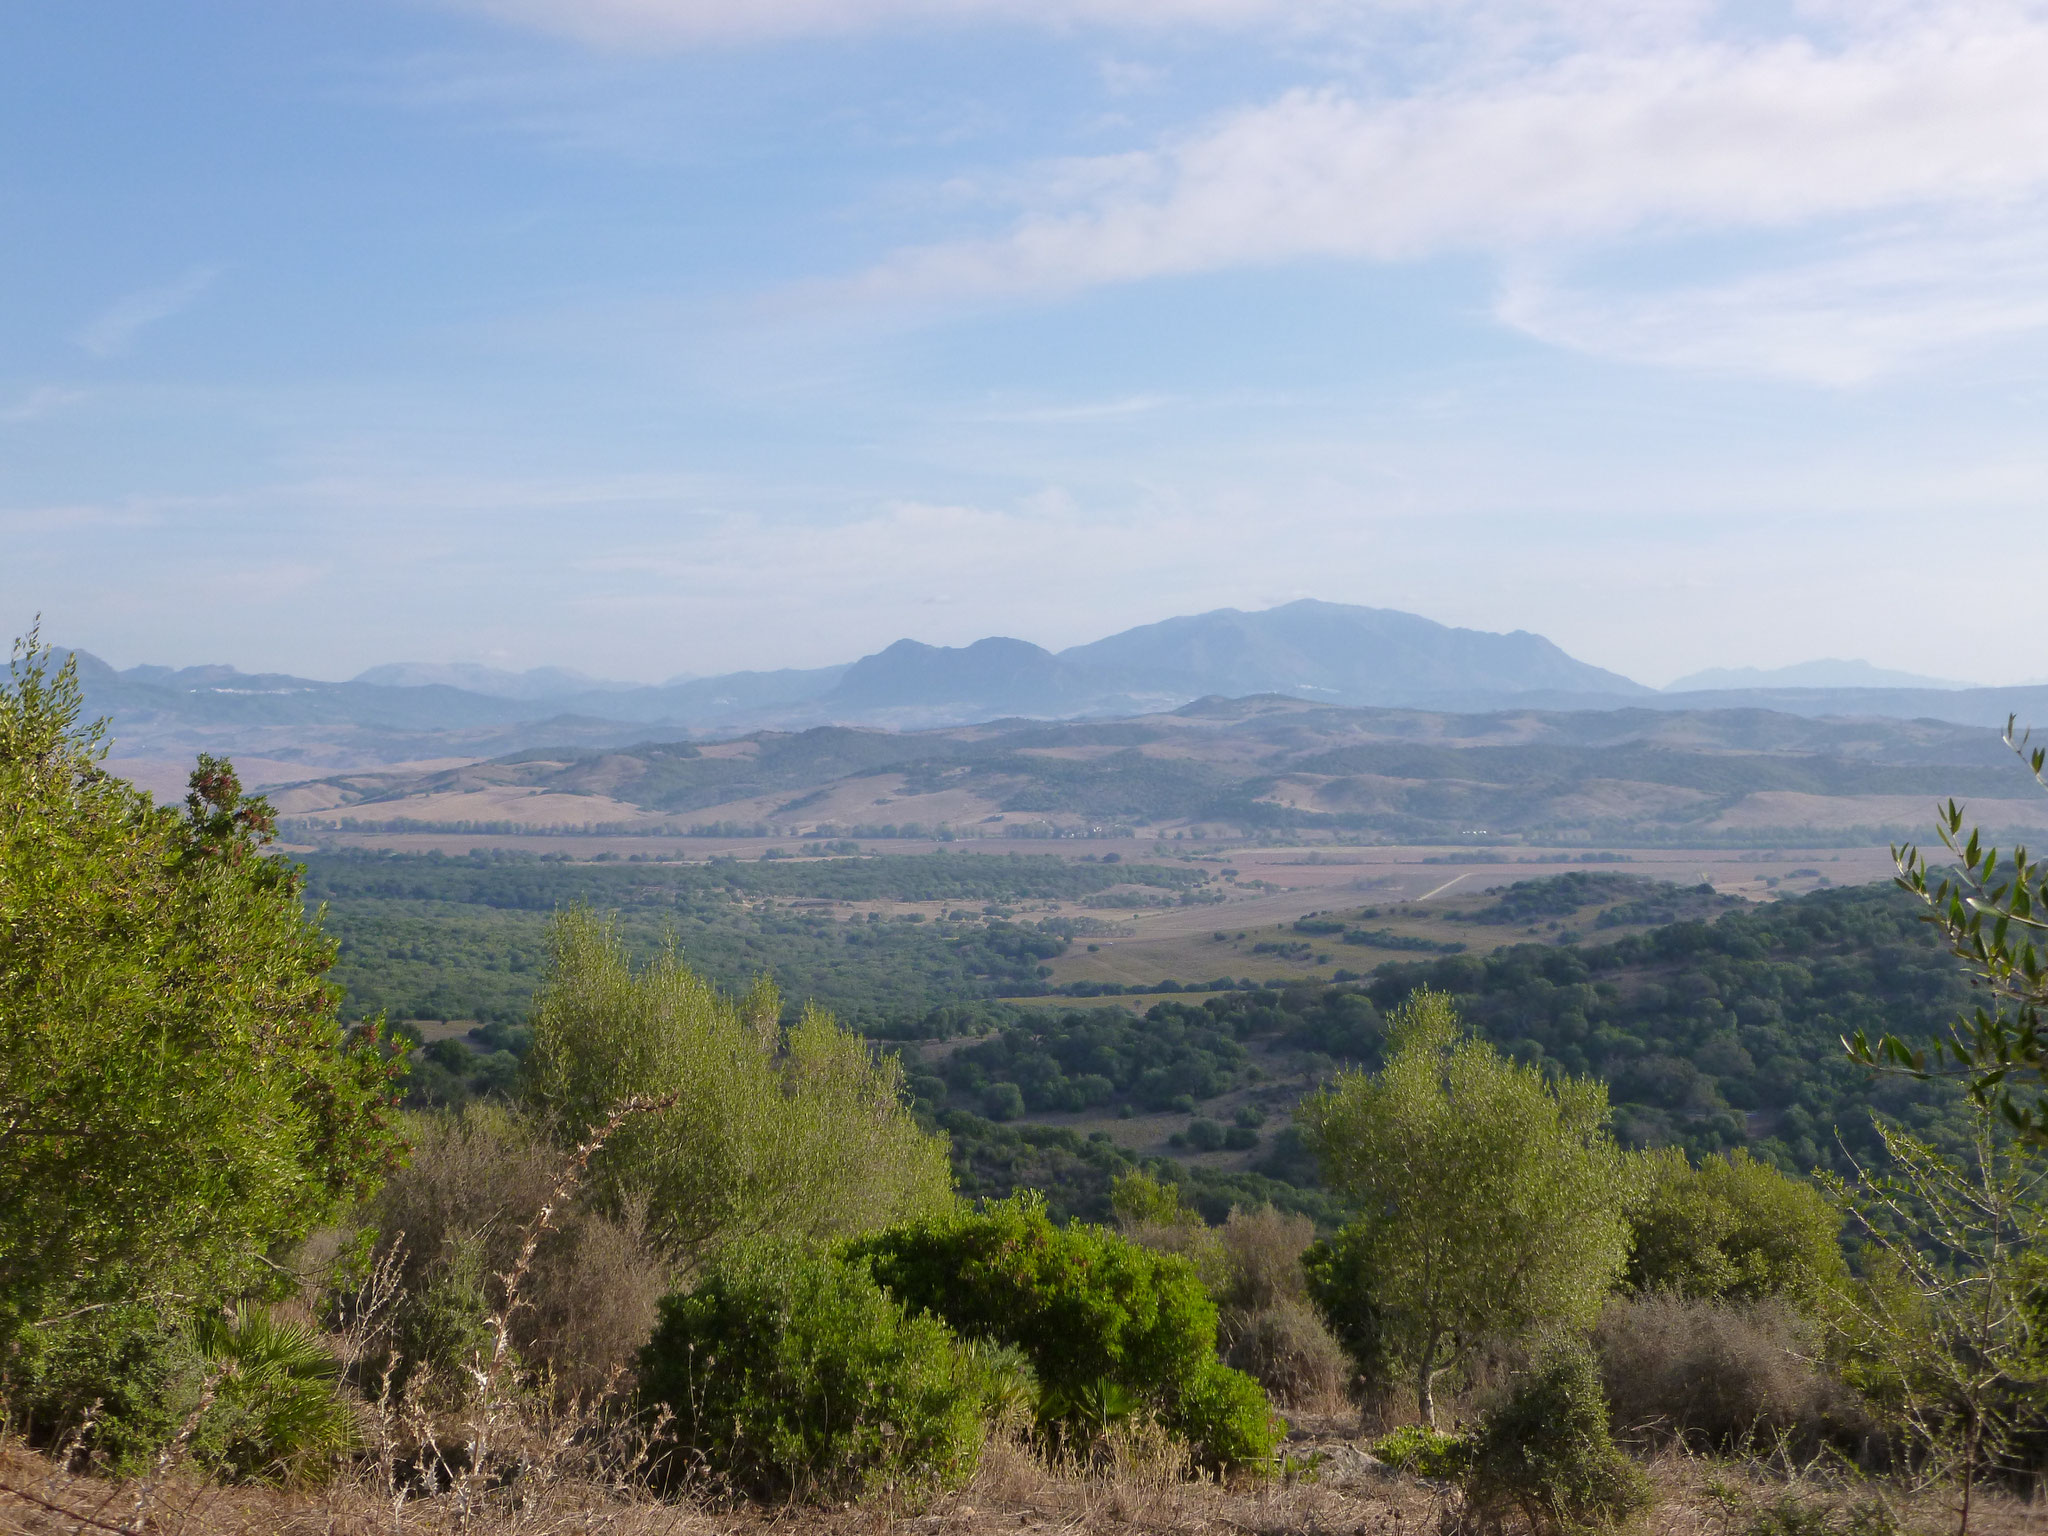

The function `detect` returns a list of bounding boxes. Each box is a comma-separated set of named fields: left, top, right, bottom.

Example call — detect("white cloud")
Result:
left=1498, top=218, right=2048, bottom=383
left=76, top=267, right=219, bottom=358
left=448, top=0, right=1739, bottom=50
left=448, top=0, right=1303, bottom=47
left=858, top=14, right=2048, bottom=299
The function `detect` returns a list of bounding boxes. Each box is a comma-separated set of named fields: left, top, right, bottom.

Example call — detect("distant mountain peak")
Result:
left=1060, top=600, right=1650, bottom=704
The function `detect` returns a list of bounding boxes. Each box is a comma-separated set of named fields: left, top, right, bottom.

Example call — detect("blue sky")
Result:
left=5, top=0, right=2046, bottom=686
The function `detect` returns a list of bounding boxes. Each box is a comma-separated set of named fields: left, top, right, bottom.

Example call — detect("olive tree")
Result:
left=520, top=908, right=953, bottom=1265
left=1823, top=1115, right=2046, bottom=1534
left=1852, top=717, right=2048, bottom=1142
left=1298, top=990, right=1630, bottom=1424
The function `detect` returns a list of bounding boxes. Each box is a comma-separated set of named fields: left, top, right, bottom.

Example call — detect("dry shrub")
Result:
left=362, top=1104, right=669, bottom=1399
left=1216, top=1207, right=1313, bottom=1314
left=1594, top=1293, right=1872, bottom=1457
left=1223, top=1299, right=1349, bottom=1412
left=1213, top=1208, right=1350, bottom=1411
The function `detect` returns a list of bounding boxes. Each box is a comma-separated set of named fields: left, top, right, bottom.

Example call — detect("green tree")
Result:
left=1624, top=1146, right=1846, bottom=1307
left=0, top=634, right=404, bottom=1388
left=520, top=907, right=952, bottom=1264
left=1297, top=989, right=1629, bottom=1424
left=1853, top=717, right=2048, bottom=1143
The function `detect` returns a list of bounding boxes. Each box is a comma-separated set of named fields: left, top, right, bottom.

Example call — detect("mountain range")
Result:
left=56, top=599, right=2048, bottom=789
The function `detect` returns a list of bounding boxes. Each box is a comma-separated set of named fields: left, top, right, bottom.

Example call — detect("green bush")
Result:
left=848, top=1195, right=1282, bottom=1468
left=1462, top=1341, right=1653, bottom=1535
left=1624, top=1148, right=1845, bottom=1307
left=1174, top=1358, right=1287, bottom=1467
left=4, top=1308, right=201, bottom=1472
left=1371, top=1422, right=1471, bottom=1480
left=635, top=1240, right=989, bottom=1500
left=9, top=1304, right=357, bottom=1482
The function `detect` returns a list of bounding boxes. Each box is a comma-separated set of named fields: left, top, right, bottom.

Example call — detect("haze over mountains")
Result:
left=59, top=599, right=2048, bottom=790
left=1664, top=660, right=1975, bottom=691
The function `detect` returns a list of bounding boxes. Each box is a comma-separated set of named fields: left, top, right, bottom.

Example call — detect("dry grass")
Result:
left=10, top=1417, right=2048, bottom=1536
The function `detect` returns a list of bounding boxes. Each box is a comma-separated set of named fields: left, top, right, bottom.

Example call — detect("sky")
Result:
left=4, top=0, right=2047, bottom=688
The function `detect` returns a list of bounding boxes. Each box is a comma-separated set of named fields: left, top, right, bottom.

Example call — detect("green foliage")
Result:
left=1299, top=991, right=1630, bottom=1423
left=940, top=1113, right=1343, bottom=1230
left=1735, top=1491, right=1902, bottom=1536
left=191, top=1305, right=357, bottom=1483
left=521, top=909, right=954, bottom=1264
left=636, top=1241, right=989, bottom=1499
left=848, top=1195, right=1282, bottom=1468
left=0, top=634, right=405, bottom=1416
left=1461, top=1340, right=1654, bottom=1535
left=1854, top=719, right=2048, bottom=1143
left=932, top=1007, right=1249, bottom=1114
left=1111, top=1168, right=1196, bottom=1229
left=4, top=1308, right=202, bottom=1470
left=1371, top=1423, right=1471, bottom=1480
left=1365, top=886, right=1976, bottom=1174
left=1171, top=1357, right=1286, bottom=1469
left=1454, top=873, right=1733, bottom=928
left=302, top=849, right=1206, bottom=1028
left=1624, top=1147, right=1846, bottom=1307
left=304, top=829, right=1978, bottom=1196
left=1822, top=1113, right=2048, bottom=1516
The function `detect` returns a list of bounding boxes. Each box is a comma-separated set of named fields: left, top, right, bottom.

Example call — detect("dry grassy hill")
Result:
left=267, top=696, right=2048, bottom=847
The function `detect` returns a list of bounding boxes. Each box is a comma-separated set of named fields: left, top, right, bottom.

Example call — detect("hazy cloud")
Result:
left=1498, top=219, right=2048, bottom=383
left=76, top=267, right=219, bottom=357
left=0, top=385, right=86, bottom=423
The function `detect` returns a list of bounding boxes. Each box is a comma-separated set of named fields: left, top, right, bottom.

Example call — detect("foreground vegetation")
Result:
left=5, top=636, right=2046, bottom=1535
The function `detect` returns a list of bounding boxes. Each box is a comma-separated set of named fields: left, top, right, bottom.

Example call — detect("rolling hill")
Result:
left=269, top=694, right=2048, bottom=846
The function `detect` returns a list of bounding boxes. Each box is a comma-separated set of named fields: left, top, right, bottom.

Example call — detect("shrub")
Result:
left=636, top=1241, right=988, bottom=1500
left=9, top=1304, right=356, bottom=1482
left=1372, top=1422, right=1471, bottom=1480
left=1594, top=1292, right=1871, bottom=1456
left=1174, top=1358, right=1287, bottom=1468
left=362, top=1103, right=668, bottom=1400
left=1625, top=1148, right=1846, bottom=1307
left=1214, top=1207, right=1349, bottom=1408
left=4, top=1308, right=202, bottom=1471
left=1187, top=1118, right=1226, bottom=1151
left=1215, top=1205, right=1313, bottom=1315
left=849, top=1195, right=1282, bottom=1469
left=1461, top=1340, right=1652, bottom=1535
left=379, top=1240, right=496, bottom=1408
left=1223, top=1298, right=1350, bottom=1409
